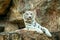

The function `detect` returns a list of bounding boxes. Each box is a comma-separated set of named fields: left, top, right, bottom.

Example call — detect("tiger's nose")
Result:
left=29, top=16, right=31, bottom=18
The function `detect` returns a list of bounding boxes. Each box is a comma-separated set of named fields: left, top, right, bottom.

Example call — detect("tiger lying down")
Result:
left=23, top=10, right=52, bottom=37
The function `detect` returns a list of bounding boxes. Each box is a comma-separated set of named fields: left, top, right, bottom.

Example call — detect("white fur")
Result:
left=23, top=11, right=52, bottom=37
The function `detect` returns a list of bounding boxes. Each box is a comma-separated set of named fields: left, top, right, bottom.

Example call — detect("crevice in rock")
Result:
left=0, top=0, right=12, bottom=20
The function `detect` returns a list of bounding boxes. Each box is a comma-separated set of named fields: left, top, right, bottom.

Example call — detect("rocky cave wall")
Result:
left=0, top=0, right=60, bottom=40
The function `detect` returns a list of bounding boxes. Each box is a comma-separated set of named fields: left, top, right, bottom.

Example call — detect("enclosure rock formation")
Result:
left=0, top=0, right=60, bottom=40
left=0, top=30, right=60, bottom=40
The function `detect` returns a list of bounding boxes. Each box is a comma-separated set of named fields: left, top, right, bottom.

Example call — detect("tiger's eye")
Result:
left=26, top=13, right=28, bottom=15
left=30, top=13, right=32, bottom=15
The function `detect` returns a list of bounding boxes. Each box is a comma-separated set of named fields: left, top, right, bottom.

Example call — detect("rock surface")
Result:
left=0, top=29, right=60, bottom=40
left=18, top=30, right=53, bottom=40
